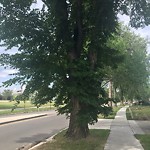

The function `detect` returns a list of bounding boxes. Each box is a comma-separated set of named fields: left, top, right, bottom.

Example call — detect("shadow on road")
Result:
left=16, top=130, right=59, bottom=143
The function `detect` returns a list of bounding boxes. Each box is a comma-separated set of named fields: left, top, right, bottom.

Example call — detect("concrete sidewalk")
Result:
left=104, top=106, right=144, bottom=150
left=0, top=110, right=56, bottom=125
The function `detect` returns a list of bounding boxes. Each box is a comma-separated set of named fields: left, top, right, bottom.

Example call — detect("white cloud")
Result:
left=118, top=14, right=150, bottom=53
left=0, top=47, right=18, bottom=55
left=0, top=68, right=19, bottom=92
left=118, top=14, right=130, bottom=26
left=132, top=26, right=150, bottom=39
left=31, top=0, right=44, bottom=10
left=0, top=69, right=18, bottom=78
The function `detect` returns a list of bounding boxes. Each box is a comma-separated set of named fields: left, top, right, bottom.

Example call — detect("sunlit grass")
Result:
left=126, top=106, right=150, bottom=120
left=0, top=100, right=34, bottom=109
left=0, top=100, right=55, bottom=115
left=98, top=106, right=122, bottom=119
left=135, top=134, right=150, bottom=150
left=36, top=129, right=109, bottom=150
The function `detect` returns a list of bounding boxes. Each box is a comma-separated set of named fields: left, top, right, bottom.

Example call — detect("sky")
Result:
left=0, top=2, right=150, bottom=93
left=118, top=14, right=150, bottom=53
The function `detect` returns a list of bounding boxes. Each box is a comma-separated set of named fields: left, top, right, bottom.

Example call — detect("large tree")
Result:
left=0, top=0, right=150, bottom=138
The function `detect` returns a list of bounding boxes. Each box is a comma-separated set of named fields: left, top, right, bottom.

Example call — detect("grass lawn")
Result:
left=35, top=129, right=109, bottom=150
left=0, top=100, right=34, bottom=109
left=0, top=107, right=54, bottom=115
left=0, top=100, right=55, bottom=115
left=99, top=106, right=122, bottom=119
left=126, top=106, right=150, bottom=120
left=135, top=134, right=150, bottom=150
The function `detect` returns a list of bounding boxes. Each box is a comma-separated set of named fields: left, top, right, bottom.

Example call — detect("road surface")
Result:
left=0, top=112, right=68, bottom=150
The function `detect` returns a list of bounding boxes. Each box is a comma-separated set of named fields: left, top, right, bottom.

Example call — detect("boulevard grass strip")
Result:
left=0, top=100, right=55, bottom=116
left=126, top=106, right=150, bottom=120
left=0, top=101, right=34, bottom=109
left=98, top=106, right=122, bottom=119
left=0, top=101, right=54, bottom=109
left=36, top=129, right=109, bottom=150
left=0, top=107, right=55, bottom=116
left=135, top=134, right=150, bottom=150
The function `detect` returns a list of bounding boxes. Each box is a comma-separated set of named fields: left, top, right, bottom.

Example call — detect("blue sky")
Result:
left=0, top=3, right=150, bottom=93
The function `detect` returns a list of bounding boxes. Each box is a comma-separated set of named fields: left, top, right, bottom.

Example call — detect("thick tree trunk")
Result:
left=66, top=96, right=89, bottom=139
left=66, top=0, right=89, bottom=139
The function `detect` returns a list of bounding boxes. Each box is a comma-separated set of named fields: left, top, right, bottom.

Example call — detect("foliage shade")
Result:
left=0, top=0, right=150, bottom=138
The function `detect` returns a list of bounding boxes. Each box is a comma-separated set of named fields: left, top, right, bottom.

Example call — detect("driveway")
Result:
left=135, top=120, right=150, bottom=134
left=128, top=120, right=150, bottom=134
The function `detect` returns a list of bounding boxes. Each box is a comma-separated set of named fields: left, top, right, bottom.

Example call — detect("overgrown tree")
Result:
left=0, top=0, right=150, bottom=138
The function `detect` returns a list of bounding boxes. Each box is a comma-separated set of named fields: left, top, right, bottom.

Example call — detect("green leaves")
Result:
left=116, top=0, right=150, bottom=28
left=0, top=0, right=150, bottom=135
left=110, top=25, right=149, bottom=100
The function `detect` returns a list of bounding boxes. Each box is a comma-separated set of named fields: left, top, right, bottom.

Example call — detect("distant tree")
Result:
left=0, top=93, right=3, bottom=100
left=108, top=26, right=150, bottom=103
left=0, top=0, right=150, bottom=139
left=2, top=89, right=13, bottom=100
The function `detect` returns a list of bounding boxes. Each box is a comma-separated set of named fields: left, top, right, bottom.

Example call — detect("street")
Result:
left=0, top=112, right=68, bottom=150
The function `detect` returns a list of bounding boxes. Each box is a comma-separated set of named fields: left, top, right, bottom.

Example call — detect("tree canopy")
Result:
left=0, top=0, right=150, bottom=138
left=108, top=25, right=150, bottom=102
left=1, top=89, right=13, bottom=100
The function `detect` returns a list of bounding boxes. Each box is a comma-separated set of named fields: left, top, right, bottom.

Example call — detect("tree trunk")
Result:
left=120, top=87, right=124, bottom=105
left=66, top=96, right=89, bottom=139
left=66, top=0, right=89, bottom=139
left=108, top=80, right=113, bottom=107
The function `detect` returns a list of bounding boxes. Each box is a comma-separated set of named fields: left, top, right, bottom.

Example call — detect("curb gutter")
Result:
left=20, top=128, right=67, bottom=150
left=0, top=114, right=47, bottom=126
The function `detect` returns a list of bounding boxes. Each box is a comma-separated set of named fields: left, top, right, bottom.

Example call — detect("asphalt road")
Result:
left=0, top=112, right=69, bottom=150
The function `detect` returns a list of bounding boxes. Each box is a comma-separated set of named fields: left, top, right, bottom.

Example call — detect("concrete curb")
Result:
left=26, top=128, right=67, bottom=150
left=0, top=114, right=47, bottom=126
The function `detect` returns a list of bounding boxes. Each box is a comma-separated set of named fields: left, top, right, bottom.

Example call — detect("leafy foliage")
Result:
left=109, top=25, right=150, bottom=101
left=0, top=0, right=150, bottom=138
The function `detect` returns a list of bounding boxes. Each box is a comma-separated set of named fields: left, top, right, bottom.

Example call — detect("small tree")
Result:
left=2, top=89, right=13, bottom=100
left=0, top=93, right=3, bottom=100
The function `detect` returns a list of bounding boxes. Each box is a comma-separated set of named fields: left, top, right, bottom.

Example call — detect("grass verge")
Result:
left=35, top=129, right=109, bottom=150
left=126, top=106, right=150, bottom=120
left=0, top=101, right=34, bottom=109
left=0, top=107, right=55, bottom=116
left=135, top=134, right=150, bottom=150
left=0, top=100, right=54, bottom=109
left=99, top=106, right=122, bottom=119
left=0, top=100, right=55, bottom=115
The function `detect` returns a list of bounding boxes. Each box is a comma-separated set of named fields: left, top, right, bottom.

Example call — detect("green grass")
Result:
left=36, top=129, right=109, bottom=150
left=126, top=106, right=150, bottom=120
left=135, top=134, right=150, bottom=150
left=0, top=100, right=55, bottom=115
left=99, top=106, right=122, bottom=119
left=0, top=100, right=34, bottom=109
left=0, top=107, right=55, bottom=116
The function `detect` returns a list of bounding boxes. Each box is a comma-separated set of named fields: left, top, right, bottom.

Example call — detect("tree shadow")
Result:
left=16, top=130, right=58, bottom=144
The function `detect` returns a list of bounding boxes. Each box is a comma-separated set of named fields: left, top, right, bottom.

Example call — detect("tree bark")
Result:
left=108, top=80, right=113, bottom=107
left=120, top=87, right=124, bottom=105
left=66, top=96, right=89, bottom=139
left=66, top=0, right=89, bottom=139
